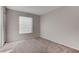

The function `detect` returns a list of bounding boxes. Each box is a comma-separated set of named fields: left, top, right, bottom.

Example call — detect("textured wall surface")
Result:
left=6, top=9, right=40, bottom=42
left=40, top=6, right=79, bottom=50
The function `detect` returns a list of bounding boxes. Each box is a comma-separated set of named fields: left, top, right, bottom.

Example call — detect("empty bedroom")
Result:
left=0, top=6, right=79, bottom=53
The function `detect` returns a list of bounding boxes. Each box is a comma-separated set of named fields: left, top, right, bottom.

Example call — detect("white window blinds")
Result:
left=19, top=16, right=33, bottom=34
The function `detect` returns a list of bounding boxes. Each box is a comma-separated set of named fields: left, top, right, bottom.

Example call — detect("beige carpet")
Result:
left=0, top=37, right=79, bottom=53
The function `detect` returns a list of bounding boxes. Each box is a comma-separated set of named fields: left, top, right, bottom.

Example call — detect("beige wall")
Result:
left=40, top=7, right=79, bottom=50
left=6, top=9, right=40, bottom=42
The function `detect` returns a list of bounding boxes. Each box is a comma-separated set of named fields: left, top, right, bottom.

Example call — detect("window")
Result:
left=19, top=16, right=33, bottom=34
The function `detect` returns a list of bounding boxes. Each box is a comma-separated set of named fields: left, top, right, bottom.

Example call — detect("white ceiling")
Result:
left=6, top=6, right=61, bottom=15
